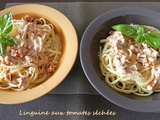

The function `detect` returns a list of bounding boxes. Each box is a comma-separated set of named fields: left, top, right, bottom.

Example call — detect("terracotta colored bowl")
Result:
left=0, top=4, right=78, bottom=104
left=80, top=7, right=160, bottom=112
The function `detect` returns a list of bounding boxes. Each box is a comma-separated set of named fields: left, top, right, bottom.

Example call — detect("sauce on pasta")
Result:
left=99, top=25, right=160, bottom=96
left=0, top=15, right=62, bottom=91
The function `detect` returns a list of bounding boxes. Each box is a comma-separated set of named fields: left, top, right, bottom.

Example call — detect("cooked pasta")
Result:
left=0, top=15, right=62, bottom=91
left=99, top=25, right=160, bottom=96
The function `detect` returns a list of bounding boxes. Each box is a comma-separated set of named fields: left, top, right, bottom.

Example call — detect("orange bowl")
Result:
left=0, top=4, right=78, bottom=104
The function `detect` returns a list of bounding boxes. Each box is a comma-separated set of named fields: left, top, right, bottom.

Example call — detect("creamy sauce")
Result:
left=0, top=15, right=61, bottom=90
left=106, top=31, right=160, bottom=90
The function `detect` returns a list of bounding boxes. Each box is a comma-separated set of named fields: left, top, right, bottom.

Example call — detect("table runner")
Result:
left=1, top=2, right=160, bottom=120
left=1, top=94, right=160, bottom=120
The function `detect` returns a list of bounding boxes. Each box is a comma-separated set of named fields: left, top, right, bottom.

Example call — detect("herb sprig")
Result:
left=0, top=12, right=18, bottom=56
left=112, top=24, right=160, bottom=49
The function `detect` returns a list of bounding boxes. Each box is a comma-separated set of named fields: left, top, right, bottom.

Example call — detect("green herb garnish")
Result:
left=112, top=24, right=160, bottom=49
left=0, top=12, right=18, bottom=56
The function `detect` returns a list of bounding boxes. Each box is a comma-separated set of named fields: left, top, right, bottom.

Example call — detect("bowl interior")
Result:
left=91, top=15, right=160, bottom=101
left=14, top=12, right=66, bottom=68
left=13, top=12, right=66, bottom=68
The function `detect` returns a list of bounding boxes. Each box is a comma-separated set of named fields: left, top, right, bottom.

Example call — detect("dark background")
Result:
left=1, top=0, right=160, bottom=10
left=1, top=1, right=160, bottom=120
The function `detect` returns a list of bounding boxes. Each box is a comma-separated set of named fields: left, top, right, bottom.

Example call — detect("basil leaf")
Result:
left=112, top=24, right=137, bottom=37
left=135, top=34, right=145, bottom=45
left=1, top=33, right=18, bottom=46
left=0, top=12, right=18, bottom=56
left=136, top=25, right=146, bottom=36
left=145, top=38, right=157, bottom=48
left=0, top=42, right=7, bottom=56
left=135, top=25, right=146, bottom=45
left=145, top=32, right=160, bottom=49
left=0, top=12, right=13, bottom=34
left=112, top=24, right=160, bottom=49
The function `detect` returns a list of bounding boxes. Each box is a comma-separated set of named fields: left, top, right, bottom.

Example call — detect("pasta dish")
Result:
left=0, top=15, right=62, bottom=91
left=99, top=25, right=160, bottom=96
